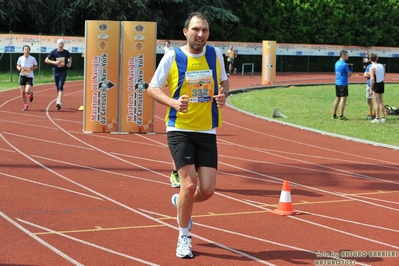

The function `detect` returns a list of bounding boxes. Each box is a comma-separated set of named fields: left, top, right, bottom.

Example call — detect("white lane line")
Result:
left=0, top=172, right=103, bottom=201
left=0, top=212, right=84, bottom=266
left=218, top=161, right=399, bottom=212
left=32, top=155, right=170, bottom=185
left=251, top=147, right=399, bottom=170
left=138, top=208, right=370, bottom=266
left=220, top=153, right=399, bottom=184
left=68, top=130, right=166, bottom=148
left=16, top=218, right=159, bottom=266
left=137, top=209, right=276, bottom=265
left=217, top=192, right=399, bottom=250
left=219, top=139, right=399, bottom=186
left=223, top=119, right=399, bottom=153
left=0, top=87, right=56, bottom=108
left=3, top=132, right=93, bottom=150
left=41, top=97, right=279, bottom=264
left=296, top=210, right=399, bottom=233
left=0, top=119, right=59, bottom=130
left=342, top=193, right=399, bottom=205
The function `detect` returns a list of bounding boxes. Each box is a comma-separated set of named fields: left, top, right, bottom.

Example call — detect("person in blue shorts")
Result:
left=332, top=50, right=352, bottom=120
left=16, top=45, right=38, bottom=111
left=45, top=39, right=72, bottom=110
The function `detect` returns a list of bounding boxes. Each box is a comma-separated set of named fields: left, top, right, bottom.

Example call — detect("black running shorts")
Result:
left=167, top=131, right=218, bottom=171
left=335, top=85, right=348, bottom=97
left=19, top=76, right=34, bottom=86
left=372, top=82, right=385, bottom=94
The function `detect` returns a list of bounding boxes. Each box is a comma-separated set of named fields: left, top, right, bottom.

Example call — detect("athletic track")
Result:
left=1, top=73, right=398, bottom=266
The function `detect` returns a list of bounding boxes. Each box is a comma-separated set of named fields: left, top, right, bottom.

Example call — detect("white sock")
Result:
left=178, top=227, right=190, bottom=237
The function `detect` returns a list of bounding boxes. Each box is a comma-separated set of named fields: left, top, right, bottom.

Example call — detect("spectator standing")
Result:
left=332, top=50, right=352, bottom=120
left=363, top=56, right=375, bottom=120
left=369, top=53, right=386, bottom=123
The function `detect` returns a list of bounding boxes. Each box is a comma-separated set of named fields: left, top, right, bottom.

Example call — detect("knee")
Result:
left=203, top=190, right=214, bottom=200
left=198, top=187, right=214, bottom=201
left=184, top=183, right=198, bottom=197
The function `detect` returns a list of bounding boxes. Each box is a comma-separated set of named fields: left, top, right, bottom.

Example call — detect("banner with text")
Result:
left=2, top=32, right=399, bottom=58
left=119, top=21, right=156, bottom=133
left=262, top=41, right=276, bottom=85
left=83, top=20, right=120, bottom=133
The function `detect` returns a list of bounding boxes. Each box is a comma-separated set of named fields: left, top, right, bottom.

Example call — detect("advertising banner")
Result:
left=2, top=32, right=399, bottom=57
left=262, top=40, right=276, bottom=85
left=83, top=20, right=120, bottom=133
left=119, top=21, right=156, bottom=133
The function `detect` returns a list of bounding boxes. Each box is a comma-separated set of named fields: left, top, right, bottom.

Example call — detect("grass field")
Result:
left=0, top=69, right=84, bottom=91
left=228, top=84, right=399, bottom=147
left=1, top=70, right=398, bottom=147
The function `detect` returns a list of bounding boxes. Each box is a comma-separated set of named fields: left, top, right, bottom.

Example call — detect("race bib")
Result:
left=21, top=68, right=30, bottom=76
left=185, top=70, right=214, bottom=103
left=21, top=62, right=32, bottom=76
left=56, top=57, right=66, bottom=67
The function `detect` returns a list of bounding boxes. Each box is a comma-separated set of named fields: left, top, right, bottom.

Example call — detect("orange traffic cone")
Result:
left=272, top=181, right=299, bottom=216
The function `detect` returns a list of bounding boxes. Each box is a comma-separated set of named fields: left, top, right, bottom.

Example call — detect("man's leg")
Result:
left=20, top=85, right=27, bottom=104
left=332, top=97, right=340, bottom=116
left=339, top=96, right=347, bottom=116
left=372, top=93, right=380, bottom=118
left=177, top=164, right=198, bottom=229
left=57, top=71, right=67, bottom=104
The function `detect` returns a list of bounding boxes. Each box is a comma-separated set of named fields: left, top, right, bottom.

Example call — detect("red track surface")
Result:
left=1, top=73, right=398, bottom=266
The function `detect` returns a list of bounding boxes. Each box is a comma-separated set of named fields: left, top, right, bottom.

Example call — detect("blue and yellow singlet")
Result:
left=165, top=46, right=222, bottom=131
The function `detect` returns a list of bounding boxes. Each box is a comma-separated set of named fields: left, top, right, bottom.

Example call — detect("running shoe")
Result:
left=176, top=235, right=193, bottom=258
left=28, top=92, right=34, bottom=102
left=380, top=117, right=386, bottom=123
left=171, top=194, right=193, bottom=231
left=371, top=118, right=380, bottom=123
left=23, top=104, right=29, bottom=111
left=331, top=115, right=338, bottom=119
left=56, top=103, right=61, bottom=110
left=170, top=170, right=180, bottom=188
left=338, top=116, right=348, bottom=121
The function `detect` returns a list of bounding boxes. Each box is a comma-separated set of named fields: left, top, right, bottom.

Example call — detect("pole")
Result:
left=9, top=30, right=12, bottom=82
left=39, top=32, right=41, bottom=77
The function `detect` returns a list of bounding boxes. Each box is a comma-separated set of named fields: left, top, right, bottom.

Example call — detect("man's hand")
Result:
left=174, top=95, right=189, bottom=113
left=213, top=87, right=227, bottom=108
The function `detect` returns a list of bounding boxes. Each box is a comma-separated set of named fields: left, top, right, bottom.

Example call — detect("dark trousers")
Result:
left=53, top=70, right=67, bottom=91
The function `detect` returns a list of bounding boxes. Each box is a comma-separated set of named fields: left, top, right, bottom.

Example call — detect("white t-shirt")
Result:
left=17, top=55, right=38, bottom=78
left=164, top=46, right=173, bottom=54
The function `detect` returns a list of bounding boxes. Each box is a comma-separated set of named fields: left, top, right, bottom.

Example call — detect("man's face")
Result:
left=23, top=46, right=30, bottom=56
left=58, top=42, right=64, bottom=51
left=183, top=16, right=209, bottom=54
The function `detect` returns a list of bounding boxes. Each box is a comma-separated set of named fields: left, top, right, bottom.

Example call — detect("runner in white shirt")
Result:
left=16, top=45, right=38, bottom=111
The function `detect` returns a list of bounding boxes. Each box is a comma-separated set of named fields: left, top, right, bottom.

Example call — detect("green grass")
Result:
left=228, top=84, right=399, bottom=147
left=0, top=69, right=84, bottom=91
left=2, top=71, right=398, bottom=147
